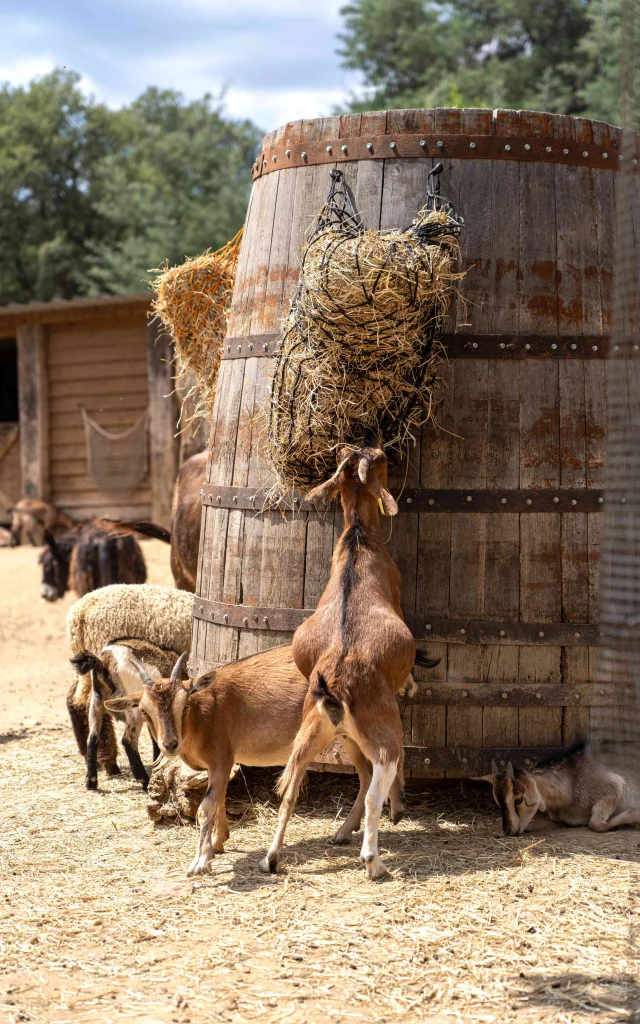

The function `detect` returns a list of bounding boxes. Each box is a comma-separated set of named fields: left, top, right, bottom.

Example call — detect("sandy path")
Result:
left=0, top=540, right=173, bottom=732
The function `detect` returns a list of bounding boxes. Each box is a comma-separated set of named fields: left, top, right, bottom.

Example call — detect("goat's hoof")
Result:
left=330, top=829, right=354, bottom=846
left=140, top=778, right=149, bottom=791
left=104, top=763, right=121, bottom=777
left=258, top=855, right=278, bottom=874
left=361, top=855, right=390, bottom=881
left=187, top=855, right=213, bottom=876
left=86, top=777, right=98, bottom=790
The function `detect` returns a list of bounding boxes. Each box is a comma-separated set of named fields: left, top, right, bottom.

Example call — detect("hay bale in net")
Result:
left=150, top=229, right=243, bottom=421
left=265, top=169, right=464, bottom=489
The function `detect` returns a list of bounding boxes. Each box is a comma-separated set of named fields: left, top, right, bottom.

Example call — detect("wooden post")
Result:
left=147, top=319, right=179, bottom=528
left=16, top=324, right=49, bottom=500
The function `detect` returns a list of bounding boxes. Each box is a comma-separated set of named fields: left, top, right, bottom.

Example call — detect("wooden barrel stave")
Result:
left=192, top=108, right=639, bottom=775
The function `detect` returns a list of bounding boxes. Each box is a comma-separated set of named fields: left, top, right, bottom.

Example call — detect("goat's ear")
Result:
left=372, top=484, right=398, bottom=516
left=189, top=669, right=217, bottom=694
left=105, top=693, right=141, bottom=712
left=473, top=774, right=496, bottom=784
left=306, top=480, right=339, bottom=506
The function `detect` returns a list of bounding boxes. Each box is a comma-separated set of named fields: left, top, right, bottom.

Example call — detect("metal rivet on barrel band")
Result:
left=592, top=345, right=598, bottom=351
left=563, top=148, right=569, bottom=155
left=469, top=142, right=476, bottom=148
left=504, top=144, right=511, bottom=151
left=420, top=139, right=426, bottom=148
left=301, top=151, right=307, bottom=160
left=285, top=149, right=290, bottom=157
left=341, top=145, right=348, bottom=153
left=424, top=757, right=431, bottom=764
left=575, top=632, right=580, bottom=638
left=462, top=689, right=468, bottom=697
left=466, top=495, right=472, bottom=502
left=524, top=343, right=531, bottom=350
left=326, top=145, right=333, bottom=154
left=536, top=693, right=541, bottom=699
left=426, top=624, right=432, bottom=630
left=366, top=142, right=373, bottom=152
left=459, top=628, right=466, bottom=635
left=598, top=496, right=604, bottom=503
left=428, top=499, right=435, bottom=505
left=551, top=343, right=557, bottom=350
left=546, top=146, right=552, bottom=153
left=538, top=631, right=545, bottom=638
left=437, top=141, right=443, bottom=147
left=571, top=343, right=577, bottom=349
left=501, top=497, right=507, bottom=504
left=223, top=614, right=228, bottom=622
left=524, top=144, right=531, bottom=150
left=216, top=495, right=221, bottom=503
left=526, top=498, right=532, bottom=505
left=406, top=497, right=413, bottom=504
left=389, top=141, right=397, bottom=149
left=272, top=155, right=276, bottom=162
left=501, top=692, right=508, bottom=699
left=603, top=152, right=608, bottom=159
left=499, top=629, right=506, bottom=637
left=500, top=760, right=506, bottom=766
left=583, top=151, right=589, bottom=157
left=553, top=496, right=559, bottom=503
left=571, top=499, right=577, bottom=505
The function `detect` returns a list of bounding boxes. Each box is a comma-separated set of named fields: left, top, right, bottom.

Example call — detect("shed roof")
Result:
left=0, top=293, right=152, bottom=333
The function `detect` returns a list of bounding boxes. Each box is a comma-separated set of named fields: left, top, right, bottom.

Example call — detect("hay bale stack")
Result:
left=265, top=170, right=463, bottom=489
left=151, top=230, right=242, bottom=420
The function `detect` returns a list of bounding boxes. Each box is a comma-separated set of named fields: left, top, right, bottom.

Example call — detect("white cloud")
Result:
left=0, top=54, right=56, bottom=86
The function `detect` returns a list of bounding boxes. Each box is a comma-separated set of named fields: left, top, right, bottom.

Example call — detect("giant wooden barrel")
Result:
left=191, top=108, right=639, bottom=777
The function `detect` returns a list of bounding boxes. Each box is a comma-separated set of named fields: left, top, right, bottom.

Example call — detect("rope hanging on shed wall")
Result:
left=81, top=407, right=149, bottom=495
left=265, top=167, right=465, bottom=490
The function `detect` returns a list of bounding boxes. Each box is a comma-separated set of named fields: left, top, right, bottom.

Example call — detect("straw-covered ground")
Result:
left=1, top=544, right=638, bottom=1023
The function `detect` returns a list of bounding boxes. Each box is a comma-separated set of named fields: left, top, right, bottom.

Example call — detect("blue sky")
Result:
left=0, top=0, right=359, bottom=132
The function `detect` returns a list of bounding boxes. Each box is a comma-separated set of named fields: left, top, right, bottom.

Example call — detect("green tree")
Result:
left=0, top=70, right=261, bottom=305
left=338, top=0, right=629, bottom=123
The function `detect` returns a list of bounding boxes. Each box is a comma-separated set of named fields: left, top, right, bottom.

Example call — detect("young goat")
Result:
left=260, top=445, right=420, bottom=880
left=73, top=641, right=178, bottom=789
left=480, top=742, right=640, bottom=836
left=105, top=643, right=424, bottom=876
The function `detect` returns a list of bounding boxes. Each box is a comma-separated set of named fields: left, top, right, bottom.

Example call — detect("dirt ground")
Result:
left=0, top=542, right=638, bottom=1024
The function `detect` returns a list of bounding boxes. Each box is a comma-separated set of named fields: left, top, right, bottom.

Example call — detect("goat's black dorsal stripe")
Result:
left=340, top=517, right=366, bottom=652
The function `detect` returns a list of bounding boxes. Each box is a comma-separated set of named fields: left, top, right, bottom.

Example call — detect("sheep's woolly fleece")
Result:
left=66, top=584, right=193, bottom=660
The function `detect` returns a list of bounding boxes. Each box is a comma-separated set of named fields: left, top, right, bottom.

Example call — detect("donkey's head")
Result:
left=104, top=653, right=217, bottom=758
left=306, top=445, right=398, bottom=517
left=39, top=530, right=72, bottom=601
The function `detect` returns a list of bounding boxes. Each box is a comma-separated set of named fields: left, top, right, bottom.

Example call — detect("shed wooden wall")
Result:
left=47, top=318, right=151, bottom=519
left=0, top=424, right=20, bottom=523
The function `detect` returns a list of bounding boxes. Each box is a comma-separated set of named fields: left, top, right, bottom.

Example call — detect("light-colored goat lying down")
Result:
left=480, top=741, right=640, bottom=836
left=105, top=644, right=436, bottom=876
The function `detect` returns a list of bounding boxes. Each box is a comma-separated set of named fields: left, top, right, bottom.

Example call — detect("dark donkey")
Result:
left=39, top=519, right=170, bottom=601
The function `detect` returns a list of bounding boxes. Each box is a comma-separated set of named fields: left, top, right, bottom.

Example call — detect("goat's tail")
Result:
left=70, top=651, right=116, bottom=694
left=414, top=651, right=441, bottom=670
left=312, top=671, right=345, bottom=727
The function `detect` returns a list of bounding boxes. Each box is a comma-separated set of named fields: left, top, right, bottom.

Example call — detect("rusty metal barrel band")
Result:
left=192, top=597, right=600, bottom=646
left=201, top=484, right=604, bottom=513
left=252, top=134, right=631, bottom=180
left=221, top=333, right=614, bottom=360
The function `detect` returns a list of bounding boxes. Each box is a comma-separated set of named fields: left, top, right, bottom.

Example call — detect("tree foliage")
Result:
left=339, top=0, right=635, bottom=125
left=0, top=70, right=261, bottom=305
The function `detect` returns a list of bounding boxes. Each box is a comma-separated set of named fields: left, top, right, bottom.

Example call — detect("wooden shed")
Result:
left=191, top=107, right=639, bottom=777
left=0, top=294, right=184, bottom=528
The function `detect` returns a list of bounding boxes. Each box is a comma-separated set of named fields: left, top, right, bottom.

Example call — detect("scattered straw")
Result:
left=1, top=726, right=637, bottom=1024
left=150, top=229, right=243, bottom=423
left=265, top=170, right=464, bottom=490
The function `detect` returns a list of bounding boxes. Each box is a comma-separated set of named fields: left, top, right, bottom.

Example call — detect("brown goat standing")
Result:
left=260, top=446, right=416, bottom=880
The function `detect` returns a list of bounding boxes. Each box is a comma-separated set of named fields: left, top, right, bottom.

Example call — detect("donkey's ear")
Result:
left=43, top=529, right=57, bottom=551
left=105, top=693, right=141, bottom=712
left=189, top=669, right=217, bottom=694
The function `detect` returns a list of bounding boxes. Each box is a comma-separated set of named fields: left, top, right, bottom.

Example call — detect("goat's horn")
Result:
left=491, top=759, right=498, bottom=776
left=506, top=762, right=515, bottom=779
left=129, top=656, right=155, bottom=688
left=358, top=457, right=369, bottom=484
left=170, top=652, right=187, bottom=684
left=329, top=454, right=353, bottom=485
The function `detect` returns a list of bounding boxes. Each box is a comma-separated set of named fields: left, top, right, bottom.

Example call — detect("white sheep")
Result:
left=66, top=584, right=193, bottom=787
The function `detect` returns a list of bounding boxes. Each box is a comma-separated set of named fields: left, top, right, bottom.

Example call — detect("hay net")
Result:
left=265, top=167, right=464, bottom=491
left=150, top=229, right=243, bottom=423
left=81, top=407, right=148, bottom=495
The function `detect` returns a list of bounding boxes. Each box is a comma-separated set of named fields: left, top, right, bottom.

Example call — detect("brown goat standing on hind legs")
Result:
left=259, top=445, right=427, bottom=881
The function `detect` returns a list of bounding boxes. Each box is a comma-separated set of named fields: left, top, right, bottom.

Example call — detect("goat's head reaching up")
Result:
left=307, top=446, right=398, bottom=521
left=105, top=653, right=216, bottom=757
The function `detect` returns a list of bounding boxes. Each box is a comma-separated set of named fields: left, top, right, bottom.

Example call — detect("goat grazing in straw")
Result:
left=105, top=641, right=430, bottom=876
left=259, top=445, right=423, bottom=880
left=479, top=742, right=640, bottom=836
